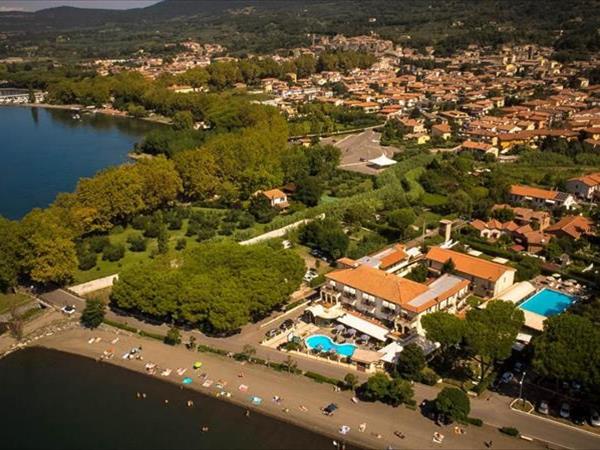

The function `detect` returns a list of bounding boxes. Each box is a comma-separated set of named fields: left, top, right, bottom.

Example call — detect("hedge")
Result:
left=499, top=427, right=520, bottom=437
left=197, top=343, right=229, bottom=356
left=466, top=417, right=483, bottom=427
left=304, top=371, right=343, bottom=387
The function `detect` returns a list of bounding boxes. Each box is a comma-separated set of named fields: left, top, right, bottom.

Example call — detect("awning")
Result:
left=498, top=282, right=536, bottom=304
left=306, top=304, right=344, bottom=320
left=378, top=342, right=404, bottom=363
left=336, top=314, right=389, bottom=342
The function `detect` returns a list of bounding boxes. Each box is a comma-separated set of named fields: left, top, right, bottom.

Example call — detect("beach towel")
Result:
left=202, top=379, right=213, bottom=388
left=238, top=384, right=248, bottom=392
left=250, top=396, right=262, bottom=405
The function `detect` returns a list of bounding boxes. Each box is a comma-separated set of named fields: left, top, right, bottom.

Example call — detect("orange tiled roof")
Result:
left=510, top=185, right=559, bottom=201
left=379, top=245, right=408, bottom=270
left=425, top=247, right=515, bottom=282
left=546, top=216, right=594, bottom=240
left=326, top=264, right=428, bottom=306
left=262, top=188, right=287, bottom=200
left=569, top=172, right=600, bottom=187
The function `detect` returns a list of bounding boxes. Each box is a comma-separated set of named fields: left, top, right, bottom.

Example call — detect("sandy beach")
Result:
left=29, top=325, right=543, bottom=450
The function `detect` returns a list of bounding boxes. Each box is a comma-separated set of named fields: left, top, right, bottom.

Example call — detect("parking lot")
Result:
left=322, top=129, right=401, bottom=175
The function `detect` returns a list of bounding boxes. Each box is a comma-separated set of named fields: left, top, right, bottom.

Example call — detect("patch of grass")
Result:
left=320, top=194, right=339, bottom=204
left=422, top=192, right=448, bottom=207
left=415, top=211, right=442, bottom=228
left=404, top=167, right=425, bottom=201
left=0, top=293, right=30, bottom=314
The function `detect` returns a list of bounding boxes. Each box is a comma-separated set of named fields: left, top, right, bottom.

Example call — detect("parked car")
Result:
left=280, top=319, right=295, bottom=330
left=560, top=403, right=571, bottom=419
left=538, top=400, right=550, bottom=415
left=500, top=372, right=514, bottom=384
left=265, top=329, right=279, bottom=339
left=323, top=403, right=338, bottom=416
left=590, top=410, right=600, bottom=427
left=572, top=407, right=587, bottom=425
left=513, top=362, right=524, bottom=373
left=61, top=305, right=76, bottom=315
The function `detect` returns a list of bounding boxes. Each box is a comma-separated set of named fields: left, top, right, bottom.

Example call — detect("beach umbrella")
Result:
left=182, top=377, right=193, bottom=384
left=334, top=324, right=345, bottom=332
left=193, top=361, right=203, bottom=369
left=346, top=328, right=357, bottom=337
left=360, top=334, right=370, bottom=342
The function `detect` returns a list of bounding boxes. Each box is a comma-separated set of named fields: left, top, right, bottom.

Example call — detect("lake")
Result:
left=0, top=107, right=159, bottom=220
left=0, top=348, right=339, bottom=450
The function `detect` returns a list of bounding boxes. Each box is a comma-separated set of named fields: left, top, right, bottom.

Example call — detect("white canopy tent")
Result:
left=368, top=154, right=397, bottom=168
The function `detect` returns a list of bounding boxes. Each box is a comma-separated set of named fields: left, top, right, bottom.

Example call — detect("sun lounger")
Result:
left=202, top=379, right=213, bottom=388
left=238, top=384, right=248, bottom=392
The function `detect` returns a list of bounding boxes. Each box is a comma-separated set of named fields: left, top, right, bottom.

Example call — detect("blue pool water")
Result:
left=519, top=289, right=575, bottom=317
left=305, top=335, right=356, bottom=357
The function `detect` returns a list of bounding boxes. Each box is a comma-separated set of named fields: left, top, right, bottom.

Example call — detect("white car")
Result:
left=501, top=372, right=514, bottom=384
left=538, top=400, right=549, bottom=415
left=590, top=410, right=600, bottom=427
left=559, top=403, right=571, bottom=419
left=61, top=305, right=76, bottom=315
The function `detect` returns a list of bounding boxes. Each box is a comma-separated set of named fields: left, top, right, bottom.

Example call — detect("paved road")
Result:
left=40, top=288, right=600, bottom=449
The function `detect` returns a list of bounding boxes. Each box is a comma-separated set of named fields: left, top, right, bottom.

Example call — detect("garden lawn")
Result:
left=404, top=167, right=425, bottom=201
left=73, top=219, right=202, bottom=284
left=0, top=293, right=30, bottom=314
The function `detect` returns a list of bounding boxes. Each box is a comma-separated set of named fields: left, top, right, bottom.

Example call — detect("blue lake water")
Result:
left=0, top=106, right=159, bottom=219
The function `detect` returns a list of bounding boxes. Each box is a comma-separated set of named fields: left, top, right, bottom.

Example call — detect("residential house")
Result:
left=509, top=185, right=577, bottom=210
left=565, top=172, right=600, bottom=201
left=425, top=247, right=515, bottom=298
left=432, top=123, right=452, bottom=140
left=260, top=189, right=289, bottom=209
left=546, top=216, right=594, bottom=240
left=459, top=140, right=499, bottom=158
left=491, top=204, right=551, bottom=230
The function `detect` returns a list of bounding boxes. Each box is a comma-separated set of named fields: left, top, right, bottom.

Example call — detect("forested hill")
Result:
left=1, top=0, right=599, bottom=60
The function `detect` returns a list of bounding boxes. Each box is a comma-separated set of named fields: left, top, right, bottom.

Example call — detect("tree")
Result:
left=248, top=194, right=277, bottom=224
left=435, top=387, right=470, bottom=423
left=157, top=225, right=169, bottom=254
left=174, top=150, right=222, bottom=200
left=533, top=314, right=600, bottom=395
left=172, top=110, right=194, bottom=130
left=446, top=190, right=473, bottom=217
left=465, top=300, right=525, bottom=379
left=296, top=176, right=323, bottom=207
left=0, top=217, right=22, bottom=292
left=164, top=326, right=181, bottom=345
left=81, top=299, right=105, bottom=329
left=242, top=344, right=257, bottom=362
left=387, top=208, right=416, bottom=235
left=358, top=373, right=413, bottom=407
left=442, top=258, right=455, bottom=274
left=396, top=343, right=426, bottom=380
left=127, top=233, right=147, bottom=252
left=405, top=263, right=428, bottom=282
left=283, top=355, right=297, bottom=373
left=7, top=304, right=24, bottom=341
left=134, top=156, right=182, bottom=210
left=344, top=373, right=359, bottom=391
left=421, top=312, right=465, bottom=354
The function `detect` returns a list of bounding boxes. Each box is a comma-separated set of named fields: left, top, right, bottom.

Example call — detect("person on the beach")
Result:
left=245, top=409, right=250, bottom=417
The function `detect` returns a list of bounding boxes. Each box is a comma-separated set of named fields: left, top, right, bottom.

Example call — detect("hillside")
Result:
left=0, top=0, right=598, bottom=60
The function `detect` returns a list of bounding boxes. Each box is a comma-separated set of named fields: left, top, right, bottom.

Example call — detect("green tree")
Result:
left=0, top=217, right=22, bottom=292
left=359, top=373, right=413, bottom=406
left=465, top=300, right=525, bottom=379
left=421, top=312, right=465, bottom=354
left=435, top=387, right=470, bottom=422
left=134, top=156, right=182, bottom=210
left=296, top=176, right=323, bottom=207
left=387, top=208, right=417, bottom=234
left=172, top=110, right=194, bottom=130
left=533, top=314, right=600, bottom=395
left=157, top=225, right=169, bottom=254
left=164, top=326, right=181, bottom=345
left=248, top=194, right=277, bottom=224
left=396, top=343, right=426, bottom=380
left=344, top=373, right=359, bottom=391
left=174, top=150, right=222, bottom=200
left=81, top=299, right=105, bottom=329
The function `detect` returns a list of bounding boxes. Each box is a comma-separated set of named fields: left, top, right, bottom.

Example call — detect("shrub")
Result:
left=164, top=326, right=181, bottom=346
left=86, top=235, right=110, bottom=254
left=499, top=427, right=519, bottom=437
left=418, top=367, right=440, bottom=386
left=434, top=387, right=470, bottom=422
left=167, top=216, right=183, bottom=230
left=127, top=234, right=147, bottom=252
left=78, top=252, right=97, bottom=271
left=175, top=238, right=187, bottom=251
left=131, top=215, right=149, bottom=230
left=144, top=221, right=162, bottom=238
left=102, top=244, right=125, bottom=262
left=304, top=371, right=343, bottom=387
left=80, top=299, right=105, bottom=329
left=466, top=417, right=483, bottom=427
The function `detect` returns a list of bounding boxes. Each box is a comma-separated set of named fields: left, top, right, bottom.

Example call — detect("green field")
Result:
left=0, top=293, right=30, bottom=314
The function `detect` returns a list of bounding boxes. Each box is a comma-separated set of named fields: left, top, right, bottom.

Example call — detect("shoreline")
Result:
left=27, top=325, right=542, bottom=450
left=3, top=102, right=171, bottom=126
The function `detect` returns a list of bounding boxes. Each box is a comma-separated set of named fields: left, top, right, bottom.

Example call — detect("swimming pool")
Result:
left=305, top=335, right=356, bottom=357
left=519, top=289, right=575, bottom=317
